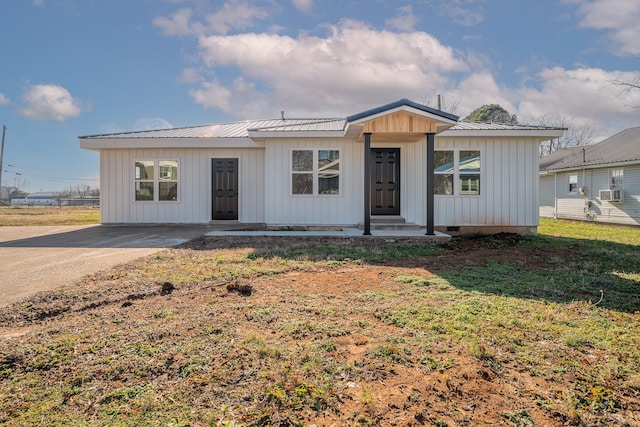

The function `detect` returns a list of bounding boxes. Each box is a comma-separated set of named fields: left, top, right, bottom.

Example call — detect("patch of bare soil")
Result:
left=0, top=233, right=636, bottom=426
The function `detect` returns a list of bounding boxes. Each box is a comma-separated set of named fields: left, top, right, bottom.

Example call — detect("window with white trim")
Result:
left=568, top=174, right=578, bottom=193
left=434, top=150, right=481, bottom=195
left=610, top=169, right=623, bottom=189
left=292, top=149, right=340, bottom=195
left=134, top=160, right=178, bottom=201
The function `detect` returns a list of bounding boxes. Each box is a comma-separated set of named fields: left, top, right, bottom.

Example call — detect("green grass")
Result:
left=0, top=206, right=100, bottom=226
left=0, top=218, right=639, bottom=425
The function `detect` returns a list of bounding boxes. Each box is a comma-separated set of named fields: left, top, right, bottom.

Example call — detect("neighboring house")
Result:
left=79, top=99, right=563, bottom=234
left=540, top=126, right=640, bottom=226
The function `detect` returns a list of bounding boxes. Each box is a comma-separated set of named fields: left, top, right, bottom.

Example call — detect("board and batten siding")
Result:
left=263, top=138, right=362, bottom=226
left=539, top=174, right=557, bottom=218
left=434, top=136, right=541, bottom=227
left=99, top=148, right=265, bottom=224
left=549, top=166, right=640, bottom=225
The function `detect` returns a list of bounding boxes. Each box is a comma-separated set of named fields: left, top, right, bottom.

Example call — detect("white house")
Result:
left=540, top=126, right=640, bottom=226
left=79, top=99, right=564, bottom=235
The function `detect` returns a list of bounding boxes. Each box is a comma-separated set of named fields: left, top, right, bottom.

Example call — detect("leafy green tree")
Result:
left=465, top=104, right=518, bottom=124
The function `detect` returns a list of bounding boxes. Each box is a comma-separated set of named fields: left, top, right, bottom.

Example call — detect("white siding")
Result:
left=100, top=148, right=264, bottom=224
left=434, top=136, right=541, bottom=227
left=264, top=138, right=362, bottom=226
left=539, top=174, right=556, bottom=218
left=550, top=166, right=640, bottom=225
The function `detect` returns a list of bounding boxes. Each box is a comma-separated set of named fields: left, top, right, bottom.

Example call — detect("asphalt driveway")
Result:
left=0, top=225, right=211, bottom=308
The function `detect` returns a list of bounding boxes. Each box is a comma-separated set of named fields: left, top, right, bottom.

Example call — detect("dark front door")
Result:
left=371, top=148, right=400, bottom=215
left=212, top=158, right=238, bottom=220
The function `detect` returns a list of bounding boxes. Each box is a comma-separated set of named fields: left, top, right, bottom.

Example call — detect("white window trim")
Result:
left=568, top=174, right=578, bottom=195
left=434, top=149, right=482, bottom=197
left=610, top=168, right=623, bottom=190
left=290, top=149, right=341, bottom=197
left=134, top=159, right=179, bottom=203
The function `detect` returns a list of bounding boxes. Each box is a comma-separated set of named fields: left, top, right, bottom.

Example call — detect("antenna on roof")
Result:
left=281, top=110, right=285, bottom=121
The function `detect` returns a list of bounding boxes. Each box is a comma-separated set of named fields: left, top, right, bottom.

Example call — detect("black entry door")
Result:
left=371, top=148, right=400, bottom=215
left=212, top=158, right=238, bottom=220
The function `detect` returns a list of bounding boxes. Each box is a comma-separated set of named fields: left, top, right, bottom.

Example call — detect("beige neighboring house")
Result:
left=79, top=99, right=564, bottom=235
left=540, top=126, right=640, bottom=226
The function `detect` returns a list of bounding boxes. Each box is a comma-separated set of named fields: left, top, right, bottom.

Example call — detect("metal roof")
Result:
left=540, top=126, right=640, bottom=171
left=79, top=118, right=345, bottom=139
left=448, top=121, right=564, bottom=131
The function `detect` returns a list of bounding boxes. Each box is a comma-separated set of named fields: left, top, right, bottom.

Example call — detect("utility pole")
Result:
left=0, top=125, right=6, bottom=202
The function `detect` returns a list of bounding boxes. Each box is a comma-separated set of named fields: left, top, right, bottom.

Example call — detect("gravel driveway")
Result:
left=0, top=225, right=210, bottom=307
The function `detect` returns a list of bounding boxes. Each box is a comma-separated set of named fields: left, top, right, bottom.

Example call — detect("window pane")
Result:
left=135, top=161, right=154, bottom=180
left=159, top=160, right=178, bottom=180
left=135, top=181, right=154, bottom=201
left=319, top=173, right=339, bottom=195
left=459, top=151, right=480, bottom=172
left=434, top=151, right=454, bottom=172
left=292, top=173, right=313, bottom=194
left=159, top=182, right=178, bottom=201
left=318, top=150, right=340, bottom=171
left=292, top=150, right=313, bottom=171
left=569, top=174, right=578, bottom=192
left=611, top=169, right=623, bottom=188
left=460, top=174, right=480, bottom=195
left=434, top=174, right=454, bottom=195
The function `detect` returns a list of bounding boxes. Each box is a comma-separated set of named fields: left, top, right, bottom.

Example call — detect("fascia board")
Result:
left=543, top=159, right=640, bottom=173
left=246, top=130, right=347, bottom=138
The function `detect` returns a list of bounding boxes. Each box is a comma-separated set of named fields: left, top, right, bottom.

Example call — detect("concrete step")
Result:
left=369, top=216, right=407, bottom=224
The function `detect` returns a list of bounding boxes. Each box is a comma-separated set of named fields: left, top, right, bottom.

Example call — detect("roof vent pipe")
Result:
left=281, top=110, right=285, bottom=121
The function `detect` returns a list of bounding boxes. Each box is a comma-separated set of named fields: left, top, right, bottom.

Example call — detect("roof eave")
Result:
left=78, top=137, right=263, bottom=150
left=542, top=159, right=640, bottom=173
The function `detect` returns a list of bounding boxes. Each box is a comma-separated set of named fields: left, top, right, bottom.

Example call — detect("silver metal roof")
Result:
left=541, top=126, right=640, bottom=171
left=80, top=118, right=346, bottom=139
left=449, top=121, right=564, bottom=131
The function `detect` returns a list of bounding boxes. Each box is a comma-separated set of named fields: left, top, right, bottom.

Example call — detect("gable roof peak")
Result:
left=346, top=98, right=459, bottom=124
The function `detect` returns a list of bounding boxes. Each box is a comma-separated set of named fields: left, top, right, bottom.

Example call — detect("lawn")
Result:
left=0, top=206, right=100, bottom=226
left=0, top=219, right=639, bottom=426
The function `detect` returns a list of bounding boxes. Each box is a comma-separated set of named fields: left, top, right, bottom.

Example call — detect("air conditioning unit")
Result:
left=599, top=189, right=624, bottom=202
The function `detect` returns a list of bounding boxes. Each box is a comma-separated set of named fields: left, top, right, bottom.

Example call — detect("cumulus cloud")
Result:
left=385, top=5, right=419, bottom=32
left=192, top=19, right=468, bottom=116
left=571, top=0, right=640, bottom=55
left=155, top=1, right=270, bottom=36
left=19, top=84, right=89, bottom=121
left=0, top=93, right=9, bottom=106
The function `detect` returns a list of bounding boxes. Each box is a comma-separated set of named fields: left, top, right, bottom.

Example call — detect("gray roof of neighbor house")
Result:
left=540, top=126, right=640, bottom=172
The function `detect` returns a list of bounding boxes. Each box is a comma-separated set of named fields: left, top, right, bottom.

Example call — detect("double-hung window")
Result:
left=568, top=174, right=578, bottom=194
left=292, top=150, right=340, bottom=195
left=434, top=150, right=481, bottom=195
left=610, top=169, right=623, bottom=189
left=134, top=160, right=178, bottom=201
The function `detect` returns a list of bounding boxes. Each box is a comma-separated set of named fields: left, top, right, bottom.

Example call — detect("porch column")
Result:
left=363, top=132, right=372, bottom=235
left=426, top=132, right=436, bottom=235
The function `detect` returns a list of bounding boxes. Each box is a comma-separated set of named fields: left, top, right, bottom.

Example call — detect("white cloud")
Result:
left=154, top=8, right=194, bottom=36
left=19, top=84, right=89, bottom=121
left=192, top=19, right=468, bottom=116
left=291, top=0, right=313, bottom=13
left=0, top=93, right=9, bottom=106
left=515, top=67, right=640, bottom=134
left=571, top=0, right=640, bottom=55
left=385, top=5, right=419, bottom=32
left=205, top=1, right=269, bottom=35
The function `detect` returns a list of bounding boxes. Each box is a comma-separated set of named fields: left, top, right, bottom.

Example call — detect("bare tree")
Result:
left=525, top=115, right=597, bottom=157
left=419, top=94, right=461, bottom=115
left=611, top=71, right=640, bottom=111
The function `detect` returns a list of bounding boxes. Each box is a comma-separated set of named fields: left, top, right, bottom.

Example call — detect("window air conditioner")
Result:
left=599, top=189, right=623, bottom=202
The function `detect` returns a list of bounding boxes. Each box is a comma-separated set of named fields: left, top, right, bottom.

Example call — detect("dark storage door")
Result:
left=371, top=148, right=400, bottom=215
left=212, top=158, right=238, bottom=220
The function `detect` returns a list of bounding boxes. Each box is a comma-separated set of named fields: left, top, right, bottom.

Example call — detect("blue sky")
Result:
left=1, top=0, right=639, bottom=192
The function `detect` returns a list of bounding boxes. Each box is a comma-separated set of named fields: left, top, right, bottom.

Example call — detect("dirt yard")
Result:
left=1, top=233, right=638, bottom=426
